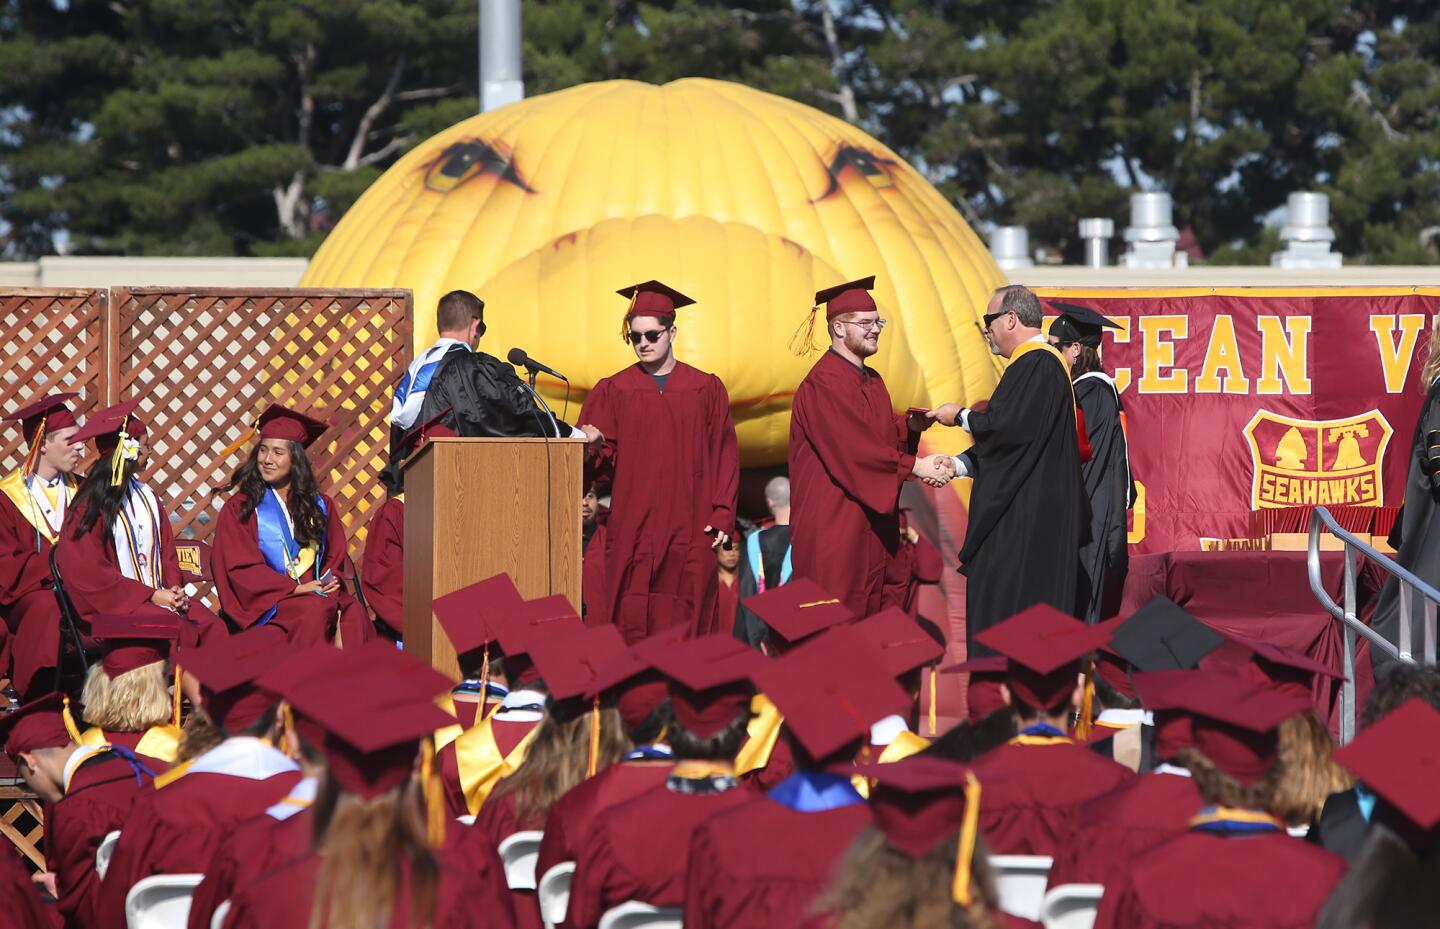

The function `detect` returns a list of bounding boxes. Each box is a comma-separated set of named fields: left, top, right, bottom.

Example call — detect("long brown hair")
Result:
left=1422, top=317, right=1440, bottom=388
left=310, top=772, right=439, bottom=929
left=1178, top=745, right=1288, bottom=814
left=1069, top=344, right=1105, bottom=379
left=818, top=826, right=1001, bottom=929
left=1270, top=711, right=1354, bottom=826
left=225, top=440, right=327, bottom=547
left=490, top=704, right=630, bottom=825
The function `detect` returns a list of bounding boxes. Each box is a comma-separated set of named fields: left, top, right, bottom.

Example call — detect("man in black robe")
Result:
left=1050, top=302, right=1134, bottom=623
left=734, top=476, right=793, bottom=647
left=929, top=284, right=1086, bottom=656
left=413, top=290, right=575, bottom=439
left=1370, top=361, right=1440, bottom=678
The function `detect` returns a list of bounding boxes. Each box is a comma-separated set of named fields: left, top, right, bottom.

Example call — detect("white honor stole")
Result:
left=114, top=481, right=165, bottom=588
left=26, top=474, right=71, bottom=539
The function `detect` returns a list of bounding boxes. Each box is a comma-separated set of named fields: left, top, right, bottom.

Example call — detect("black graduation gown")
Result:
left=1371, top=376, right=1440, bottom=678
left=958, top=345, right=1086, bottom=654
left=416, top=349, right=571, bottom=439
left=1075, top=372, right=1133, bottom=623
left=732, top=525, right=791, bottom=648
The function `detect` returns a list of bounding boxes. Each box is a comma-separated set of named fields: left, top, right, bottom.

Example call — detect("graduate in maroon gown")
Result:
left=431, top=578, right=580, bottom=818
left=536, top=632, right=676, bottom=884
left=0, top=393, right=83, bottom=699
left=576, top=281, right=740, bottom=641
left=361, top=411, right=456, bottom=639
left=2, top=692, right=161, bottom=929
left=580, top=483, right=610, bottom=626
left=1048, top=673, right=1205, bottom=888
left=1094, top=672, right=1345, bottom=929
left=807, top=755, right=1006, bottom=929
left=731, top=581, right=855, bottom=791
left=55, top=400, right=225, bottom=654
left=222, top=643, right=513, bottom=929
left=686, top=625, right=913, bottom=929
left=210, top=403, right=372, bottom=648
left=895, top=507, right=943, bottom=619
left=68, top=610, right=186, bottom=763
left=565, top=637, right=764, bottom=929
left=788, top=277, right=953, bottom=618
left=93, top=631, right=301, bottom=929
left=950, top=605, right=1133, bottom=856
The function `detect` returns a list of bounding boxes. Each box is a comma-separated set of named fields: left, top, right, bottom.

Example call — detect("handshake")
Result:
left=911, top=454, right=957, bottom=488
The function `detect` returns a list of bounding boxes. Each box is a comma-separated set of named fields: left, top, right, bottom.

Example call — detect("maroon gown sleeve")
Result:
left=0, top=844, right=57, bottom=929
left=703, top=377, right=739, bottom=536
left=55, top=504, right=156, bottom=615
left=94, top=791, right=161, bottom=929
left=910, top=534, right=944, bottom=584
left=360, top=499, right=403, bottom=629
left=209, top=496, right=297, bottom=626
left=47, top=794, right=106, bottom=928
left=320, top=495, right=373, bottom=646
left=578, top=379, right=618, bottom=485
left=564, top=823, right=627, bottom=929
left=0, top=496, right=51, bottom=607
left=682, top=823, right=721, bottom=929
left=791, top=376, right=914, bottom=515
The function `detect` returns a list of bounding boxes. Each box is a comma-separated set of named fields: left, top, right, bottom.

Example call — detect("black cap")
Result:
left=1108, top=596, right=1224, bottom=673
left=1049, top=302, right=1122, bottom=348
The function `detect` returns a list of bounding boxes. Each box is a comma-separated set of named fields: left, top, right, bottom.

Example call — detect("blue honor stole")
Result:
left=255, top=488, right=328, bottom=625
left=767, top=770, right=865, bottom=812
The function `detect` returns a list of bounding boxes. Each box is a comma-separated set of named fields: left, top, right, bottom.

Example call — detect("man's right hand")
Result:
left=928, top=403, right=963, bottom=427
left=578, top=424, right=604, bottom=444
left=911, top=454, right=955, bottom=487
left=149, top=589, right=182, bottom=610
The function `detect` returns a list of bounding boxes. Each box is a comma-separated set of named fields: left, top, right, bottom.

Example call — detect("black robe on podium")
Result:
left=958, top=342, right=1086, bottom=655
left=1075, top=372, right=1134, bottom=624
left=1371, top=375, right=1440, bottom=678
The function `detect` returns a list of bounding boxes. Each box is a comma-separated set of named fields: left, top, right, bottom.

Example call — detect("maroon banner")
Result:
left=1034, top=288, right=1439, bottom=554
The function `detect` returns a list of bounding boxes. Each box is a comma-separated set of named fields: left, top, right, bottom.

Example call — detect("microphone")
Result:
left=508, top=347, right=568, bottom=382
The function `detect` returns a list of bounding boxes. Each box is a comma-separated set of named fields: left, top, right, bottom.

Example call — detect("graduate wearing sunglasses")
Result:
left=576, top=281, right=740, bottom=643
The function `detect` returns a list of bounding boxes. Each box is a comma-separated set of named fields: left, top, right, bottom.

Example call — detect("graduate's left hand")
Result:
left=704, top=525, right=730, bottom=549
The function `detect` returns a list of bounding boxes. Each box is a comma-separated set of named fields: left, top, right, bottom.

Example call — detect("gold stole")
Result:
left=852, top=731, right=934, bottom=798
left=734, top=693, right=783, bottom=775
left=454, top=707, right=540, bottom=815
left=1010, top=340, right=1076, bottom=402
left=434, top=694, right=465, bottom=750
left=77, top=725, right=182, bottom=764
left=0, top=469, right=74, bottom=540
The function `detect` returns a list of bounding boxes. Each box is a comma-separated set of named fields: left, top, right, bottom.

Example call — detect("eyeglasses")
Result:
left=628, top=330, right=667, bottom=345
left=982, top=309, right=1012, bottom=328
left=838, top=318, right=887, bottom=332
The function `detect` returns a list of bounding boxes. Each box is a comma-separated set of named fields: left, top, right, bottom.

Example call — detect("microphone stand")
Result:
left=518, top=376, right=562, bottom=438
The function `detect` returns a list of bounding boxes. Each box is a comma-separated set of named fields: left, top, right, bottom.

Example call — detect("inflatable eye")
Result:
left=811, top=144, right=899, bottom=201
left=422, top=139, right=535, bottom=193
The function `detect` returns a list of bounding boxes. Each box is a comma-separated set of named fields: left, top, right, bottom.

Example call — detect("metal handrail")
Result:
left=1307, top=506, right=1439, bottom=743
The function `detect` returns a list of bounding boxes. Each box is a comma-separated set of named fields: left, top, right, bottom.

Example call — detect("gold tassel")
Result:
left=619, top=292, right=639, bottom=341
left=421, top=737, right=447, bottom=848
left=172, top=664, right=183, bottom=727
left=951, top=771, right=982, bottom=906
left=587, top=694, right=601, bottom=778
left=21, top=415, right=45, bottom=477
left=62, top=695, right=83, bottom=743
left=218, top=419, right=260, bottom=461
left=1076, top=656, right=1096, bottom=741
left=108, top=428, right=128, bottom=487
left=479, top=644, right=491, bottom=704
left=787, top=306, right=823, bottom=356
left=928, top=662, right=939, bottom=737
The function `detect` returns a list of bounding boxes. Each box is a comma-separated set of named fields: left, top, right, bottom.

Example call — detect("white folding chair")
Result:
left=497, top=830, right=544, bottom=891
left=96, top=830, right=121, bottom=881
left=597, top=901, right=683, bottom=929
left=1040, top=883, right=1104, bottom=929
left=124, top=873, right=203, bottom=929
left=990, top=854, right=1054, bottom=921
left=210, top=900, right=231, bottom=929
left=538, top=861, right=576, bottom=928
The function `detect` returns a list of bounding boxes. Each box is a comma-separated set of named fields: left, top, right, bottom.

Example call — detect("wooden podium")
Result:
left=402, top=437, right=585, bottom=677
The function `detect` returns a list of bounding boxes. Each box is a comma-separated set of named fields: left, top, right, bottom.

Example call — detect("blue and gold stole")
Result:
left=256, top=488, right=328, bottom=624
left=1188, top=805, right=1286, bottom=837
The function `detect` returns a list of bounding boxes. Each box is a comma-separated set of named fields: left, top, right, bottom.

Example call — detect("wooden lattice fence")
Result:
left=1, top=288, right=412, bottom=558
